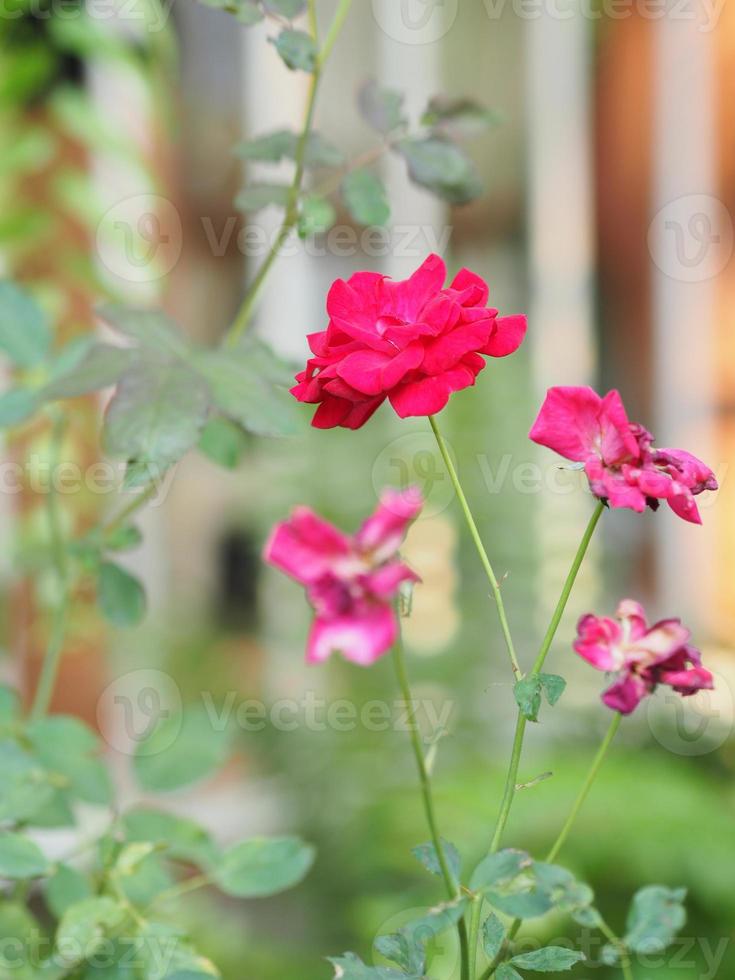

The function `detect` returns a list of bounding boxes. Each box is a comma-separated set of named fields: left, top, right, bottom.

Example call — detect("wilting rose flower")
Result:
left=574, top=599, right=714, bottom=714
left=529, top=386, right=717, bottom=523
left=291, top=254, right=527, bottom=429
left=263, top=488, right=422, bottom=666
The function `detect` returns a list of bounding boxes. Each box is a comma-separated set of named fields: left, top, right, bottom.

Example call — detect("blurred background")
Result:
left=1, top=0, right=734, bottom=977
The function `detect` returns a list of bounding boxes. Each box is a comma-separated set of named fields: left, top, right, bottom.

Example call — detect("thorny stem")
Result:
left=393, top=626, right=470, bottom=980
left=226, top=0, right=353, bottom=346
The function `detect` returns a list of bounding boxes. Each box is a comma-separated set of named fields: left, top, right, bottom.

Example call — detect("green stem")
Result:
left=103, top=482, right=158, bottom=539
left=598, top=918, right=634, bottom=980
left=488, top=499, right=605, bottom=848
left=531, top=499, right=605, bottom=675
left=472, top=500, right=605, bottom=976
left=30, top=416, right=70, bottom=721
left=152, top=872, right=211, bottom=907
left=480, top=713, right=623, bottom=979
left=546, top=712, right=621, bottom=863
left=393, top=629, right=470, bottom=980
left=226, top=0, right=353, bottom=346
left=428, top=415, right=521, bottom=680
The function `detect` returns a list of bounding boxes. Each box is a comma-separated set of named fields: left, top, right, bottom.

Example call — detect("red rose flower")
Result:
left=291, top=254, right=527, bottom=429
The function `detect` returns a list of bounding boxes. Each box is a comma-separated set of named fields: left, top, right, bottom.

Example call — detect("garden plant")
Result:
left=0, top=1, right=720, bottom=979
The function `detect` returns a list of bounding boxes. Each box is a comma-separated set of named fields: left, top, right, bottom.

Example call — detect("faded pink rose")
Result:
left=574, top=599, right=714, bottom=714
left=291, top=254, right=527, bottom=429
left=263, top=488, right=422, bottom=666
left=529, top=386, right=717, bottom=523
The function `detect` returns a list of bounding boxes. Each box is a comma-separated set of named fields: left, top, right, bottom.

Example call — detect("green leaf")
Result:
left=43, top=343, right=137, bottom=399
left=327, top=953, right=407, bottom=979
left=0, top=388, right=38, bottom=427
left=532, top=862, right=594, bottom=913
left=0, top=281, right=52, bottom=367
left=133, top=705, right=232, bottom=793
left=0, top=739, right=55, bottom=824
left=396, top=137, right=483, bottom=204
left=235, top=183, right=291, bottom=213
left=411, top=839, right=460, bottom=887
left=121, top=807, right=218, bottom=868
left=236, top=130, right=343, bottom=168
left=487, top=887, right=553, bottom=920
left=105, top=524, right=143, bottom=552
left=198, top=417, right=249, bottom=469
left=539, top=673, right=566, bottom=706
left=482, top=913, right=506, bottom=960
left=103, top=360, right=211, bottom=478
left=27, top=715, right=113, bottom=806
left=232, top=335, right=296, bottom=386
left=495, top=966, right=523, bottom=980
left=373, top=933, right=424, bottom=976
left=304, top=132, right=345, bottom=168
left=97, top=561, right=147, bottom=628
left=403, top=898, right=467, bottom=944
left=196, top=346, right=302, bottom=437
left=357, top=80, right=407, bottom=135
left=510, top=947, right=586, bottom=971
left=0, top=833, right=49, bottom=879
left=55, top=897, right=127, bottom=968
left=514, top=675, right=543, bottom=723
left=469, top=849, right=531, bottom=892
left=342, top=169, right=390, bottom=226
left=235, top=0, right=264, bottom=24
left=45, top=864, right=93, bottom=919
left=97, top=306, right=191, bottom=360
left=298, top=196, right=336, bottom=237
left=421, top=96, right=499, bottom=140
left=623, top=885, right=687, bottom=954
left=270, top=28, right=317, bottom=72
left=514, top=674, right=566, bottom=722
left=137, top=922, right=219, bottom=979
left=263, top=0, right=306, bottom=15
left=213, top=836, right=315, bottom=898
left=236, top=129, right=295, bottom=163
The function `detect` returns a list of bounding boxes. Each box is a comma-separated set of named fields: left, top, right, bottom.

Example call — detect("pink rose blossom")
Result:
left=263, top=488, right=422, bottom=666
left=529, top=386, right=717, bottom=523
left=291, top=254, right=527, bottom=429
left=574, top=599, right=714, bottom=714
